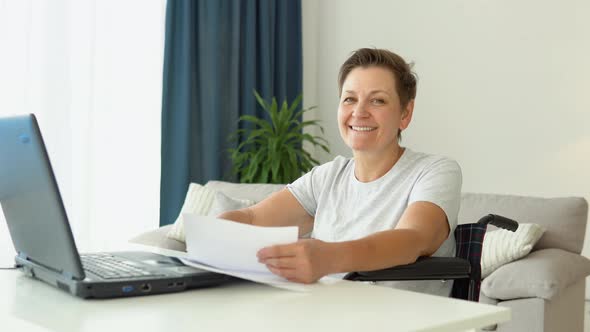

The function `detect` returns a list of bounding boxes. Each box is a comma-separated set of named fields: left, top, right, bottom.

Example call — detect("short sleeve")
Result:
left=286, top=156, right=349, bottom=217
left=287, top=167, right=320, bottom=217
left=408, top=158, right=463, bottom=230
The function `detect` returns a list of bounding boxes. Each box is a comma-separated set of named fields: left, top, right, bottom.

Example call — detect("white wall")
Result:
left=302, top=0, right=590, bottom=296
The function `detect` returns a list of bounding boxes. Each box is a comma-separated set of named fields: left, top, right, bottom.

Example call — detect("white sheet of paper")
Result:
left=183, top=214, right=298, bottom=273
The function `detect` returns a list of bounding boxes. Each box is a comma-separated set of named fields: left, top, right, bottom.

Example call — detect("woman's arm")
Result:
left=332, top=201, right=450, bottom=272
left=218, top=188, right=314, bottom=238
left=257, top=201, right=449, bottom=283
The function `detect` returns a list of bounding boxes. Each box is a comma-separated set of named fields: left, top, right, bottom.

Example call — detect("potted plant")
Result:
left=228, top=91, right=330, bottom=184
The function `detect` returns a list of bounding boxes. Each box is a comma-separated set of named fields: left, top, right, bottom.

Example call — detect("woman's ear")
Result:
left=400, top=99, right=415, bottom=130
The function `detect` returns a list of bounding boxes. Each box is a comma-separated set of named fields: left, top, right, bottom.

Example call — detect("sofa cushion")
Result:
left=167, top=190, right=256, bottom=243
left=208, top=191, right=255, bottom=216
left=205, top=180, right=285, bottom=202
left=166, top=183, right=217, bottom=242
left=164, top=181, right=282, bottom=243
left=130, top=191, right=257, bottom=250
left=129, top=225, right=187, bottom=252
left=481, top=248, right=590, bottom=300
left=481, top=223, right=545, bottom=278
left=458, top=193, right=588, bottom=254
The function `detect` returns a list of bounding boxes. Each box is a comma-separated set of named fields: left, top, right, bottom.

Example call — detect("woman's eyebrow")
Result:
left=343, top=89, right=390, bottom=95
left=368, top=90, right=391, bottom=96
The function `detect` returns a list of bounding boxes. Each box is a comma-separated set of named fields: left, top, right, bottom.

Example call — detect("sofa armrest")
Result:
left=482, top=248, right=590, bottom=300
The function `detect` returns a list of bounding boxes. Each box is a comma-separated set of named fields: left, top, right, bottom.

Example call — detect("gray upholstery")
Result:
left=495, top=279, right=585, bottom=332
left=459, top=193, right=588, bottom=254
left=460, top=193, right=589, bottom=332
left=481, top=248, right=590, bottom=300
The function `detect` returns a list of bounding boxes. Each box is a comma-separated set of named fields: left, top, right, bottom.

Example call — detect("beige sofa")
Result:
left=131, top=181, right=590, bottom=332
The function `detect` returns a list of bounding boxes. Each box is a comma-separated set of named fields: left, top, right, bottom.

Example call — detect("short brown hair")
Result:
left=338, top=48, right=417, bottom=108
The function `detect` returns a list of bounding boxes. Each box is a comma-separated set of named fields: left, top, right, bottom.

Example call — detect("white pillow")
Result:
left=208, top=191, right=255, bottom=217
left=481, top=223, right=545, bottom=278
left=167, top=188, right=255, bottom=243
left=166, top=183, right=216, bottom=242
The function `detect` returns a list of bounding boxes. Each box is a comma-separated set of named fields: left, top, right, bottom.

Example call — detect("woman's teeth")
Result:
left=351, top=126, right=376, bottom=132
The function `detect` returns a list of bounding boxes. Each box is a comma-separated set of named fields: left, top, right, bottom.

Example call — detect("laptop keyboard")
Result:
left=81, top=253, right=161, bottom=280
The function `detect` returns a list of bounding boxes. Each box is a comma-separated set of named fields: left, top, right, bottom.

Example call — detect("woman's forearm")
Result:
left=217, top=208, right=254, bottom=225
left=330, top=229, right=425, bottom=274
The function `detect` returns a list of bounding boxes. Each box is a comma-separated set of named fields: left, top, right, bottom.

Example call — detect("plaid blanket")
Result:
left=451, top=223, right=487, bottom=301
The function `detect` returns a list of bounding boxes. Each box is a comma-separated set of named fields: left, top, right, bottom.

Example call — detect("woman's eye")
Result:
left=343, top=97, right=355, bottom=104
left=372, top=99, right=385, bottom=105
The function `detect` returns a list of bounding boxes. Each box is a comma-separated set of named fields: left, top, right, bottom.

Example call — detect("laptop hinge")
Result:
left=17, top=252, right=80, bottom=281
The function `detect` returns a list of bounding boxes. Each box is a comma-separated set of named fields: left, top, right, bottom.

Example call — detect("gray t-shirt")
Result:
left=287, top=148, right=462, bottom=297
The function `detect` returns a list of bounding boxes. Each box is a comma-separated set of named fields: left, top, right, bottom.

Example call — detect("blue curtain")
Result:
left=160, top=0, right=303, bottom=226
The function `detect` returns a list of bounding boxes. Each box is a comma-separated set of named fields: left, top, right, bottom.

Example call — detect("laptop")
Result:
left=0, top=114, right=233, bottom=298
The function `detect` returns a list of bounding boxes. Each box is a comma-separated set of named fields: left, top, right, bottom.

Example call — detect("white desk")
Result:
left=0, top=267, right=509, bottom=332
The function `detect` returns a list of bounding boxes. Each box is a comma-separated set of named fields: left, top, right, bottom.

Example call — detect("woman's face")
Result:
left=338, top=66, right=413, bottom=156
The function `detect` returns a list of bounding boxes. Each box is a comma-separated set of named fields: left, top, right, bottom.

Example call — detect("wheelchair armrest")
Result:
left=478, top=214, right=518, bottom=231
left=343, top=256, right=471, bottom=282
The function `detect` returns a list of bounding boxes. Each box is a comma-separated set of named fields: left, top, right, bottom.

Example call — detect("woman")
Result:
left=219, top=48, right=462, bottom=297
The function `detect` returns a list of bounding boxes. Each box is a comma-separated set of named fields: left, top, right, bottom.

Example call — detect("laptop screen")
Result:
left=0, top=114, right=85, bottom=279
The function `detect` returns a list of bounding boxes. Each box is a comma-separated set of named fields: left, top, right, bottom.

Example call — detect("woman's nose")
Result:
left=352, top=102, right=369, bottom=117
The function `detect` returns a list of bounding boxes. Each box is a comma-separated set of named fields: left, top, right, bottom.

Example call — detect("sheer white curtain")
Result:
left=0, top=0, right=166, bottom=263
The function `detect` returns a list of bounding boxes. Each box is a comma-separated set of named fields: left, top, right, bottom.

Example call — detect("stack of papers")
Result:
left=180, top=214, right=315, bottom=291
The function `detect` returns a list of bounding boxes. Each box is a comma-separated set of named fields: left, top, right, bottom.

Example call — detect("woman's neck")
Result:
left=353, top=145, right=405, bottom=183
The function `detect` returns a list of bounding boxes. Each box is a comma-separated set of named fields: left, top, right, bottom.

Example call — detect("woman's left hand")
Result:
left=257, top=239, right=335, bottom=284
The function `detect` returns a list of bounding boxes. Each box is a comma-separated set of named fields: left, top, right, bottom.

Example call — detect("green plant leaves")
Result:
left=228, top=90, right=330, bottom=184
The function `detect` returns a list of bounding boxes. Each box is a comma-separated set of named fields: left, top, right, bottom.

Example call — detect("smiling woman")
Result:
left=336, top=49, right=416, bottom=182
left=338, top=67, right=410, bottom=168
left=338, top=50, right=416, bottom=136
left=216, top=48, right=463, bottom=297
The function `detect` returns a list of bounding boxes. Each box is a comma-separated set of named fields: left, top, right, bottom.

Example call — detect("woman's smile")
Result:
left=349, top=125, right=377, bottom=132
